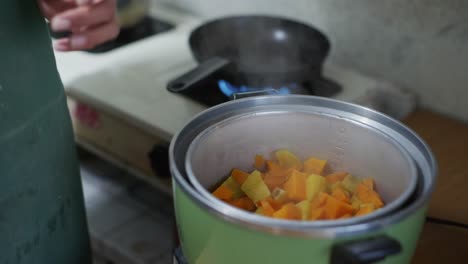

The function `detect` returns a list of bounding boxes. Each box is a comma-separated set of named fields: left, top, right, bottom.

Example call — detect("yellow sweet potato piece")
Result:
left=212, top=185, right=233, bottom=201
left=355, top=203, right=376, bottom=217
left=218, top=176, right=244, bottom=199
left=296, top=200, right=310, bottom=220
left=283, top=170, right=307, bottom=202
left=272, top=203, right=301, bottom=220
left=356, top=183, right=384, bottom=208
left=332, top=187, right=350, bottom=204
left=231, top=168, right=249, bottom=185
left=275, top=149, right=302, bottom=170
left=241, top=170, right=271, bottom=203
left=303, top=157, right=327, bottom=175
left=328, top=182, right=345, bottom=193
left=306, top=174, right=326, bottom=200
left=255, top=207, right=263, bottom=215
left=326, top=171, right=348, bottom=184
left=342, top=174, right=361, bottom=192
left=362, top=178, right=375, bottom=190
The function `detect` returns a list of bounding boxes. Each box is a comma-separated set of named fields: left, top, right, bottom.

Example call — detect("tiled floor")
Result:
left=78, top=149, right=176, bottom=264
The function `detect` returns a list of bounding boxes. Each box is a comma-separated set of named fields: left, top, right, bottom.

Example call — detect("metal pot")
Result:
left=169, top=95, right=437, bottom=264
left=185, top=104, right=418, bottom=226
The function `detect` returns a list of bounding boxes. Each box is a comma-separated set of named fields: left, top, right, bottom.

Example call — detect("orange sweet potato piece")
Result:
left=231, top=169, right=249, bottom=185
left=326, top=171, right=348, bottom=184
left=355, top=204, right=376, bottom=217
left=362, top=178, right=375, bottom=190
left=339, top=213, right=352, bottom=219
left=310, top=192, right=329, bottom=210
left=273, top=203, right=301, bottom=220
left=283, top=170, right=307, bottom=202
left=266, top=160, right=281, bottom=174
left=308, top=208, right=326, bottom=220
left=259, top=199, right=276, bottom=216
left=356, top=183, right=384, bottom=208
left=322, top=195, right=354, bottom=219
left=263, top=173, right=288, bottom=190
left=254, top=155, right=266, bottom=170
left=303, top=157, right=327, bottom=175
left=212, top=185, right=234, bottom=201
left=229, top=197, right=256, bottom=212
left=332, top=187, right=350, bottom=204
left=266, top=160, right=292, bottom=177
left=264, top=197, right=284, bottom=210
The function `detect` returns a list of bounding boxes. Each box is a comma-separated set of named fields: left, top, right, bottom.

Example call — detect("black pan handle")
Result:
left=167, top=57, right=231, bottom=92
left=330, top=235, right=402, bottom=264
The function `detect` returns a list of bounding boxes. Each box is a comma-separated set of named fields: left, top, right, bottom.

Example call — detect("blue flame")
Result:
left=218, top=80, right=293, bottom=97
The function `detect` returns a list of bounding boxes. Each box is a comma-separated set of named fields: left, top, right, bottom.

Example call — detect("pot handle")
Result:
left=330, top=235, right=402, bottom=264
left=167, top=57, right=231, bottom=92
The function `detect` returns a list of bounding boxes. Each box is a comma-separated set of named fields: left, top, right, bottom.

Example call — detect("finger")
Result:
left=54, top=18, right=119, bottom=51
left=75, top=0, right=92, bottom=5
left=50, top=0, right=116, bottom=32
left=37, top=0, right=75, bottom=20
left=53, top=38, right=71, bottom=52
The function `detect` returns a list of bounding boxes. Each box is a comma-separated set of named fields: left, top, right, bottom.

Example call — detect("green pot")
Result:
left=170, top=95, right=437, bottom=264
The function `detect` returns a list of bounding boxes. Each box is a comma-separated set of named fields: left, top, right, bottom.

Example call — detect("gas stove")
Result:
left=55, top=3, right=415, bottom=135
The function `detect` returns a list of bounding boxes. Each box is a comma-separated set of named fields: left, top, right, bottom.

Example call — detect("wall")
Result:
left=158, top=0, right=468, bottom=122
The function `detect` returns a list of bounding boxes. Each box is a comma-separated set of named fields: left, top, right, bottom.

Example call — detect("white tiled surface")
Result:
left=79, top=150, right=176, bottom=264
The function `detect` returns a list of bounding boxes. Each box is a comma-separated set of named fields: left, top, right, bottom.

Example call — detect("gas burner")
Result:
left=218, top=80, right=299, bottom=97
left=167, top=74, right=342, bottom=107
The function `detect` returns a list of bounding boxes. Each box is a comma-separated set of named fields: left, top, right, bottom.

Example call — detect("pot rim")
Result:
left=184, top=109, right=419, bottom=227
left=169, top=95, right=437, bottom=238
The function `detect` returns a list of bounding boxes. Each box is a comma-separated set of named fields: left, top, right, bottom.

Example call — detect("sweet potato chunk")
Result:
left=283, top=170, right=307, bottom=202
left=303, top=157, right=327, bottom=175
left=273, top=203, right=302, bottom=220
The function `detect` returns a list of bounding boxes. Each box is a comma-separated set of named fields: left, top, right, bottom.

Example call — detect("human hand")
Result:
left=38, top=0, right=119, bottom=51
